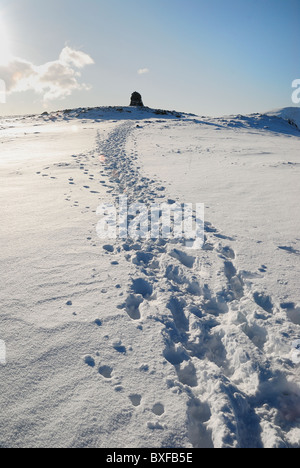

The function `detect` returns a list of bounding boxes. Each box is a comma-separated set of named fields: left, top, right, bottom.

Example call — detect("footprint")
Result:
left=99, top=365, right=113, bottom=379
left=176, top=361, right=198, bottom=387
left=219, top=246, right=235, bottom=260
left=152, top=403, right=165, bottom=416
left=103, top=244, right=114, bottom=253
left=187, top=399, right=213, bottom=448
left=224, top=261, right=236, bottom=280
left=132, top=251, right=154, bottom=266
left=124, top=294, right=143, bottom=320
left=280, top=302, right=295, bottom=310
left=167, top=297, right=189, bottom=333
left=147, top=422, right=164, bottom=430
left=224, top=262, right=244, bottom=300
left=214, top=233, right=235, bottom=241
left=281, top=303, right=300, bottom=325
left=84, top=355, right=95, bottom=368
left=253, top=292, right=273, bottom=313
left=113, top=341, right=126, bottom=354
left=241, top=322, right=267, bottom=350
left=278, top=245, right=300, bottom=255
left=115, top=386, right=124, bottom=392
left=170, top=249, right=195, bottom=268
left=129, top=394, right=142, bottom=407
left=131, top=278, right=153, bottom=298
left=204, top=222, right=217, bottom=233
left=163, top=344, right=189, bottom=366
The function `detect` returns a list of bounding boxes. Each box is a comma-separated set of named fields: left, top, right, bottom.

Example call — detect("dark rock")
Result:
left=130, top=92, right=144, bottom=107
left=154, top=109, right=168, bottom=115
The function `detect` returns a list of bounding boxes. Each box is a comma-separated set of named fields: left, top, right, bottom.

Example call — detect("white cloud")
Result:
left=59, top=46, right=95, bottom=69
left=0, top=46, right=94, bottom=102
left=138, top=68, right=150, bottom=75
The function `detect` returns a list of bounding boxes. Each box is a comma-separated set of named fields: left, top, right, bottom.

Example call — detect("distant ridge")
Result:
left=264, top=107, right=300, bottom=130
left=1, top=106, right=299, bottom=138
left=42, top=106, right=187, bottom=120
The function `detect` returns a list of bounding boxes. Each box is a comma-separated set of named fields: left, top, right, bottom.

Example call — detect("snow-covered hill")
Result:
left=265, top=106, right=300, bottom=130
left=0, top=106, right=299, bottom=448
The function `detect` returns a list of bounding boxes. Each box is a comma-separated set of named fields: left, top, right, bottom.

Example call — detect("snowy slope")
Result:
left=0, top=107, right=299, bottom=448
left=265, top=107, right=300, bottom=130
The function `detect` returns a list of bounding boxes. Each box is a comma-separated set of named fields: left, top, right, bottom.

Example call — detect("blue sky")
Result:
left=0, top=0, right=299, bottom=116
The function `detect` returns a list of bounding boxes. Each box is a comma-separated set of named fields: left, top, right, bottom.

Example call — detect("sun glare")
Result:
left=0, top=14, right=12, bottom=65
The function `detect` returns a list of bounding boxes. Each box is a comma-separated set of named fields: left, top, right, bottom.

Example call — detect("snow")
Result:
left=265, top=107, right=300, bottom=130
left=0, top=106, right=299, bottom=448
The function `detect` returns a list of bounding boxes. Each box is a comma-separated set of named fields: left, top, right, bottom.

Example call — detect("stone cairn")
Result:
left=130, top=92, right=144, bottom=107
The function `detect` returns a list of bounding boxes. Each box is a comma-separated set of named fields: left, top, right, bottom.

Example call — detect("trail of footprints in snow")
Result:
left=84, top=341, right=165, bottom=422
left=36, top=120, right=300, bottom=447
left=95, top=121, right=300, bottom=448
left=35, top=149, right=111, bottom=210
